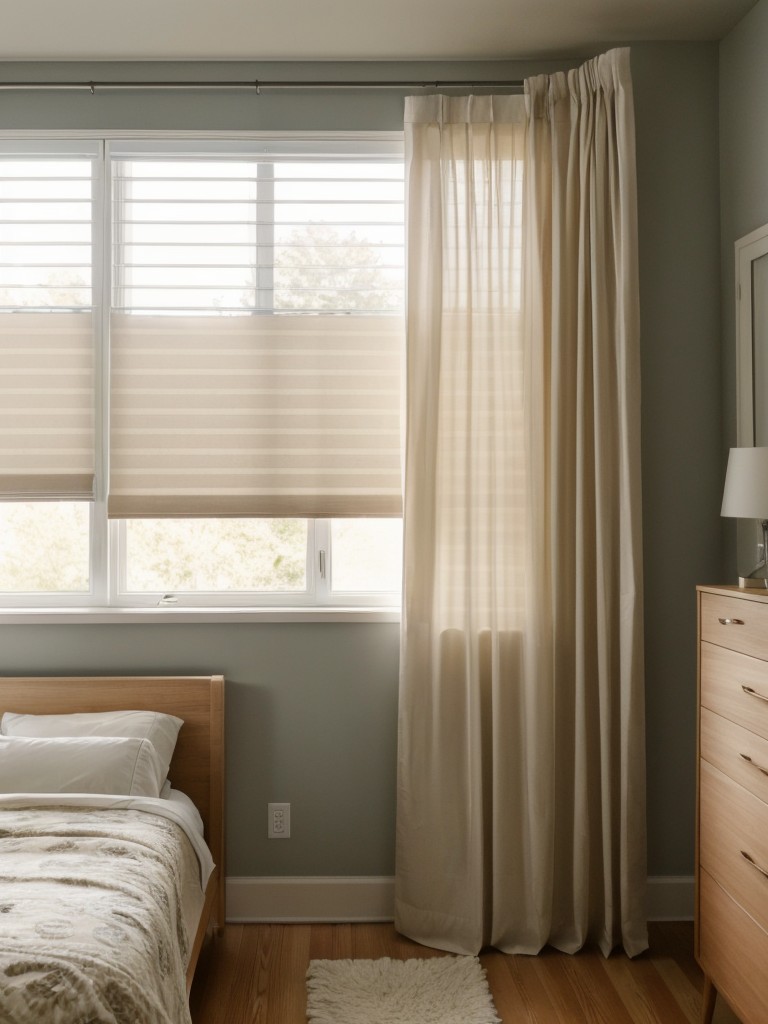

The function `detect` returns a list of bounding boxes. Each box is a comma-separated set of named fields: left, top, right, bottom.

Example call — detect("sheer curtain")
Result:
left=395, top=48, right=647, bottom=957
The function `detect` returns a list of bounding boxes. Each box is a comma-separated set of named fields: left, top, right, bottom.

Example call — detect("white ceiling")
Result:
left=0, top=0, right=757, bottom=63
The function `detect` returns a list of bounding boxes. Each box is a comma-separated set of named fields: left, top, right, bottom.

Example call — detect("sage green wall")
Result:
left=631, top=44, right=722, bottom=877
left=0, top=622, right=400, bottom=875
left=0, top=45, right=723, bottom=881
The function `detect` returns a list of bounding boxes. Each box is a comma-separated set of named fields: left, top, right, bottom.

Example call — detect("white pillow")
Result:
left=1, top=709, right=183, bottom=782
left=0, top=735, right=166, bottom=797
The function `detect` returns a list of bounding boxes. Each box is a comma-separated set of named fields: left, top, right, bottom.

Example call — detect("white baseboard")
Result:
left=226, top=874, right=694, bottom=924
left=226, top=876, right=396, bottom=923
left=646, top=875, right=695, bottom=921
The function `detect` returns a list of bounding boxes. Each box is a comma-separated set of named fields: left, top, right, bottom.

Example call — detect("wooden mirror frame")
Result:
left=736, top=222, right=768, bottom=446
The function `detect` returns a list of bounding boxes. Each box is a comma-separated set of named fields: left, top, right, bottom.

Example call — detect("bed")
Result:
left=0, top=674, right=225, bottom=1023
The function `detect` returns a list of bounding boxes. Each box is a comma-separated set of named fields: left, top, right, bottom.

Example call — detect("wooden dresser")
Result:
left=697, top=585, right=768, bottom=1024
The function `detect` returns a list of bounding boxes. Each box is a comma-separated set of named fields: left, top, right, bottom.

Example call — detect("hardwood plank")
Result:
left=481, top=951, right=540, bottom=1024
left=650, top=956, right=701, bottom=1024
left=600, top=954, right=694, bottom=1024
left=351, top=921, right=403, bottom=960
left=263, top=925, right=311, bottom=1024
left=232, top=923, right=273, bottom=1024
left=487, top=952, right=567, bottom=1024
left=189, top=921, right=718, bottom=1024
left=308, top=922, right=353, bottom=960
left=558, top=949, right=636, bottom=1024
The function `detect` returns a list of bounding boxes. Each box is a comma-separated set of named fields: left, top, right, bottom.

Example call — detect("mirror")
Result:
left=734, top=224, right=768, bottom=574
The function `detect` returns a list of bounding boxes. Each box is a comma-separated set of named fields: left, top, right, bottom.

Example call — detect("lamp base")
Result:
left=738, top=538, right=768, bottom=588
left=738, top=575, right=768, bottom=589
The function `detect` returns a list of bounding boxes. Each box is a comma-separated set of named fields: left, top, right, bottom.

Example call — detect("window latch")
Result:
left=318, top=550, right=327, bottom=580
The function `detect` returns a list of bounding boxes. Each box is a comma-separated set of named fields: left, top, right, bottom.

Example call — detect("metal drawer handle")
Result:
left=739, top=752, right=768, bottom=777
left=741, top=850, right=768, bottom=881
left=718, top=617, right=745, bottom=625
left=742, top=685, right=768, bottom=704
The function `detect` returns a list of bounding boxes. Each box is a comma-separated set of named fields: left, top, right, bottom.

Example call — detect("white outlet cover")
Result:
left=268, top=802, right=291, bottom=839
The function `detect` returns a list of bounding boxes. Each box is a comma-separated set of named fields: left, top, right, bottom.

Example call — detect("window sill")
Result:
left=0, top=606, right=401, bottom=625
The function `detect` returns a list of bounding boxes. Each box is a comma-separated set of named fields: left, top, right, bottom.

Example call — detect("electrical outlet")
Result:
left=268, top=802, right=290, bottom=839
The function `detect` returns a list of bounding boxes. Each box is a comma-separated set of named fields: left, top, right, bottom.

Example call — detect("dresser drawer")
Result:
left=698, top=869, right=768, bottom=1024
left=701, top=707, right=768, bottom=802
left=700, top=642, right=768, bottom=741
left=701, top=591, right=768, bottom=660
left=700, top=760, right=768, bottom=935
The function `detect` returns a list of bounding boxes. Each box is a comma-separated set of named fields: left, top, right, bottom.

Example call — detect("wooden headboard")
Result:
left=0, top=674, right=225, bottom=940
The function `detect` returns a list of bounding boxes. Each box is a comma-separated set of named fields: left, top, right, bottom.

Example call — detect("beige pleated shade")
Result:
left=0, top=312, right=95, bottom=499
left=108, top=313, right=403, bottom=518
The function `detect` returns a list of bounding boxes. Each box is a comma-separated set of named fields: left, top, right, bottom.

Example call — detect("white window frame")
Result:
left=0, top=131, right=404, bottom=615
left=108, top=517, right=402, bottom=609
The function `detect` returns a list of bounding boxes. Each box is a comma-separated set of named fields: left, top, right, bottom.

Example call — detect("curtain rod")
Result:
left=0, top=79, right=525, bottom=93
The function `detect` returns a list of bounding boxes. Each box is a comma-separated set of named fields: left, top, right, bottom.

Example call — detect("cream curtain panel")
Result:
left=0, top=312, right=94, bottom=499
left=396, top=48, right=646, bottom=957
left=108, top=313, right=402, bottom=518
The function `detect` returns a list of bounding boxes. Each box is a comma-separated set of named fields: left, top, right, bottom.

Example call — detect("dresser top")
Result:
left=698, top=584, right=768, bottom=604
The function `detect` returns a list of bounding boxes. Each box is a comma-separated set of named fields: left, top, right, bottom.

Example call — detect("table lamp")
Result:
left=721, top=446, right=768, bottom=588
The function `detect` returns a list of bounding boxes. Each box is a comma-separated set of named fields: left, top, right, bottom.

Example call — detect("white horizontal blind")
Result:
left=111, top=155, right=404, bottom=315
left=109, top=148, right=404, bottom=518
left=0, top=155, right=95, bottom=499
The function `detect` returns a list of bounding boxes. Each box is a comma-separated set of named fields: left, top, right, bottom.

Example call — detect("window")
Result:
left=112, top=155, right=404, bottom=315
left=330, top=518, right=403, bottom=593
left=0, top=146, right=98, bottom=601
left=0, top=136, right=404, bottom=609
left=0, top=502, right=90, bottom=594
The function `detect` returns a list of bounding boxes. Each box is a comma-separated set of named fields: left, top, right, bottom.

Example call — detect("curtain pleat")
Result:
left=395, top=48, right=646, bottom=958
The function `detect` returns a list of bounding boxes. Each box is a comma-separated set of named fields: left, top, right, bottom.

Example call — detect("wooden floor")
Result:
left=189, top=921, right=742, bottom=1024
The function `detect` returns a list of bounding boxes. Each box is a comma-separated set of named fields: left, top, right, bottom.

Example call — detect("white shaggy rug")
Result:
left=305, top=956, right=500, bottom=1024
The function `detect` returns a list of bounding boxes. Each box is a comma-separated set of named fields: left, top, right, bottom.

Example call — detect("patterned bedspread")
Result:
left=0, top=805, right=197, bottom=1024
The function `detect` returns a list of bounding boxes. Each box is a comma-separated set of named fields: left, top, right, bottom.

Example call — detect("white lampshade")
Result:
left=721, top=447, right=768, bottom=519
